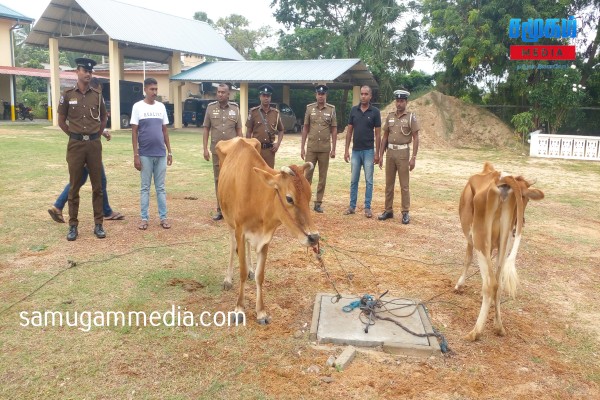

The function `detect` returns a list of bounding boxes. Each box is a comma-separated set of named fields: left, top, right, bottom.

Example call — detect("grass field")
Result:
left=1, top=122, right=599, bottom=399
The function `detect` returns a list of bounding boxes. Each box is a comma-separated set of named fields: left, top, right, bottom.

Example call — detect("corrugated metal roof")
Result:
left=0, top=4, right=34, bottom=23
left=170, top=59, right=379, bottom=90
left=25, top=0, right=243, bottom=63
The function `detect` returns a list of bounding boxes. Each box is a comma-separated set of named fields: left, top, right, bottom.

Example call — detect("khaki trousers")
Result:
left=211, top=152, right=221, bottom=210
left=66, top=138, right=103, bottom=225
left=260, top=147, right=275, bottom=168
left=304, top=150, right=330, bottom=205
left=384, top=147, right=410, bottom=213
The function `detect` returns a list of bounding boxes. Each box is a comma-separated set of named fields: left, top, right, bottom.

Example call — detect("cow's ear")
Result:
left=526, top=188, right=544, bottom=201
left=253, top=167, right=278, bottom=189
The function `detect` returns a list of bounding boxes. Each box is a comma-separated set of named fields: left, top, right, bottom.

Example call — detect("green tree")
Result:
left=271, top=0, right=422, bottom=102
left=194, top=13, right=270, bottom=60
left=193, top=11, right=214, bottom=26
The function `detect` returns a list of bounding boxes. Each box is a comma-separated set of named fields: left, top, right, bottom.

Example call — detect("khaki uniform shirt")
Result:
left=304, top=102, right=337, bottom=153
left=384, top=111, right=420, bottom=145
left=57, top=85, right=106, bottom=134
left=203, top=101, right=241, bottom=152
left=245, top=106, right=284, bottom=146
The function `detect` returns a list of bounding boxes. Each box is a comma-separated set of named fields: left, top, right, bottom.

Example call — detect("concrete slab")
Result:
left=310, top=293, right=441, bottom=358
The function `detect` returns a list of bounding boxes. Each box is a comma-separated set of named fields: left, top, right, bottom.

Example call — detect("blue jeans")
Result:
left=349, top=148, right=374, bottom=210
left=140, top=156, right=167, bottom=221
left=55, top=164, right=113, bottom=217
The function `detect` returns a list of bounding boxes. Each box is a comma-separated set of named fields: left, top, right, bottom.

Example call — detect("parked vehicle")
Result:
left=183, top=98, right=211, bottom=127
left=248, top=101, right=301, bottom=133
left=17, top=103, right=34, bottom=121
left=164, top=103, right=174, bottom=126
left=100, top=79, right=144, bottom=128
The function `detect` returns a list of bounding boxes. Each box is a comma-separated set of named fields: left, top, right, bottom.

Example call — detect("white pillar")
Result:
left=47, top=81, right=52, bottom=120
left=240, top=82, right=249, bottom=135
left=282, top=85, right=290, bottom=105
left=49, top=38, right=61, bottom=126
left=352, top=86, right=360, bottom=106
left=169, top=52, right=183, bottom=129
left=108, top=38, right=122, bottom=130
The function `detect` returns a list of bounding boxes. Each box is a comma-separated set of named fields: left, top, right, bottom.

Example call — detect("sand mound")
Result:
left=380, top=90, right=516, bottom=149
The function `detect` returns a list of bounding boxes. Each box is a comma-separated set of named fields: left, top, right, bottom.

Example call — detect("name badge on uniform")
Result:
left=69, top=100, right=78, bottom=105
left=229, top=110, right=236, bottom=116
left=389, top=118, right=395, bottom=123
left=324, top=113, right=330, bottom=116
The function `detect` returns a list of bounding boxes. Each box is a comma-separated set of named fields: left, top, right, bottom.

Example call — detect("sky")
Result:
left=2, top=0, right=436, bottom=74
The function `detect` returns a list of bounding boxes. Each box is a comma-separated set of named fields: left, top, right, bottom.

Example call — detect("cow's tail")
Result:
left=501, top=176, right=524, bottom=299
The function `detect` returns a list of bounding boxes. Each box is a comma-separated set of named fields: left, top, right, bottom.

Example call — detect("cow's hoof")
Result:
left=248, top=271, right=255, bottom=281
left=257, top=317, right=271, bottom=325
left=234, top=312, right=247, bottom=324
left=223, top=280, right=233, bottom=290
left=464, top=330, right=481, bottom=342
left=494, top=326, right=506, bottom=336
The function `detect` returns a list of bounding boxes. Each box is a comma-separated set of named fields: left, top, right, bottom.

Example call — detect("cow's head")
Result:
left=253, top=163, right=320, bottom=247
left=498, top=175, right=545, bottom=237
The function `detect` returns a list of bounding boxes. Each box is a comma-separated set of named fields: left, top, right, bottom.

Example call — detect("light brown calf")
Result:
left=215, top=137, right=319, bottom=324
left=455, top=162, right=544, bottom=341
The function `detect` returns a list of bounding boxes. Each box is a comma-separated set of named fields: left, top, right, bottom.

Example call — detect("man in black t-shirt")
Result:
left=343, top=86, right=381, bottom=218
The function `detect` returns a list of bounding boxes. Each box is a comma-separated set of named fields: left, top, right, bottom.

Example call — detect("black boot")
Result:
left=67, top=225, right=78, bottom=241
left=94, top=224, right=106, bottom=239
left=402, top=212, right=410, bottom=224
left=212, top=209, right=223, bottom=221
left=378, top=211, right=394, bottom=220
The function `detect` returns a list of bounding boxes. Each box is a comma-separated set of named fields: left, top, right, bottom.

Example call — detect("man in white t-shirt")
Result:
left=131, top=77, right=173, bottom=230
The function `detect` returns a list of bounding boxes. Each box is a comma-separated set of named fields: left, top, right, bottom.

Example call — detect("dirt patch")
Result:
left=167, top=278, right=205, bottom=292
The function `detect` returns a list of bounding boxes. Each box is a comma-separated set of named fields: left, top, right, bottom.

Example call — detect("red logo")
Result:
left=510, top=45, right=576, bottom=60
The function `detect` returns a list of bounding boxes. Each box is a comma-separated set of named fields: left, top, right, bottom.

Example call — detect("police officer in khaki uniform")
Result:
left=57, top=57, right=108, bottom=241
left=246, top=84, right=284, bottom=168
left=203, top=83, right=242, bottom=221
left=300, top=84, right=337, bottom=213
left=378, top=89, right=420, bottom=224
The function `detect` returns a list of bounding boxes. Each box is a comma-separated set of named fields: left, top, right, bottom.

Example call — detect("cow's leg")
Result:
left=493, top=270, right=506, bottom=336
left=246, top=239, right=255, bottom=280
left=223, top=228, right=237, bottom=290
left=466, top=251, right=496, bottom=341
left=235, top=228, right=248, bottom=317
left=455, top=234, right=473, bottom=291
left=255, top=243, right=270, bottom=324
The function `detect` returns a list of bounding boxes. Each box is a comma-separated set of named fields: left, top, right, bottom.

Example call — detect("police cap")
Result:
left=75, top=57, right=96, bottom=71
left=257, top=84, right=273, bottom=96
left=393, top=89, right=410, bottom=100
left=315, top=84, right=328, bottom=94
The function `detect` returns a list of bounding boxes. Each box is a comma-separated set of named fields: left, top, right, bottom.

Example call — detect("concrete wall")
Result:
left=0, top=19, right=13, bottom=66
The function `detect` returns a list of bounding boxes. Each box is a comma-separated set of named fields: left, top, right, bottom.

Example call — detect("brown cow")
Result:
left=215, top=137, right=320, bottom=324
left=455, top=162, right=544, bottom=341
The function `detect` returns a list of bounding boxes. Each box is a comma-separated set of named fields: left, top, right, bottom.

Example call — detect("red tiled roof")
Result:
left=0, top=66, right=77, bottom=80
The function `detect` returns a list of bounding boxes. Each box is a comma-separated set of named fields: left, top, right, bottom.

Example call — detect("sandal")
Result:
left=343, top=208, right=355, bottom=215
left=160, top=219, right=171, bottom=229
left=105, top=212, right=125, bottom=220
left=138, top=220, right=148, bottom=230
left=48, top=206, right=65, bottom=223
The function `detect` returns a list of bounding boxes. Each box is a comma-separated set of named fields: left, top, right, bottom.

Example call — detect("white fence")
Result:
left=529, top=131, right=600, bottom=161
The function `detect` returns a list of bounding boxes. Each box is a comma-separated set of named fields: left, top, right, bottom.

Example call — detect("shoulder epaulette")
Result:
left=307, top=102, right=317, bottom=108
left=250, top=105, right=260, bottom=111
left=228, top=102, right=239, bottom=108
left=208, top=101, right=218, bottom=106
left=325, top=103, right=335, bottom=108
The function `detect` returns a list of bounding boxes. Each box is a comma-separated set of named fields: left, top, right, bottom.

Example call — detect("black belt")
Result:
left=261, top=143, right=274, bottom=149
left=70, top=133, right=100, bottom=141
